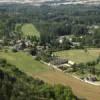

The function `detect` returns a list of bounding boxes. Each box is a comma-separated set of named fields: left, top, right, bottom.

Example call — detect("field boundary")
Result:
left=73, top=75, right=100, bottom=86
left=41, top=60, right=100, bottom=86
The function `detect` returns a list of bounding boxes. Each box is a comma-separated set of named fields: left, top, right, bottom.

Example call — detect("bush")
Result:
left=0, top=59, right=7, bottom=67
left=12, top=48, right=18, bottom=52
left=4, top=49, right=8, bottom=53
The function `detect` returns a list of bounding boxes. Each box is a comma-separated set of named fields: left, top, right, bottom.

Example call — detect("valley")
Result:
left=0, top=3, right=100, bottom=100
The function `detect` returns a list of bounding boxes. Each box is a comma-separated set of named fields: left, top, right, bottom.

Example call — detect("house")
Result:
left=84, top=75, right=97, bottom=82
left=25, top=40, right=33, bottom=47
left=37, top=46, right=44, bottom=51
left=71, top=42, right=80, bottom=47
left=58, top=36, right=72, bottom=44
left=57, top=60, right=75, bottom=72
left=59, top=39, right=63, bottom=44
left=16, top=40, right=22, bottom=44
left=58, top=63, right=71, bottom=71
left=68, top=60, right=75, bottom=66
left=9, top=40, right=15, bottom=46
left=12, top=40, right=26, bottom=51
left=49, top=56, right=75, bottom=72
left=88, top=25, right=99, bottom=29
left=50, top=57, right=68, bottom=65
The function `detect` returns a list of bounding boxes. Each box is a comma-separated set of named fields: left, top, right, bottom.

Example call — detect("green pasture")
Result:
left=21, top=23, right=40, bottom=37
left=55, top=49, right=100, bottom=64
left=0, top=51, right=49, bottom=75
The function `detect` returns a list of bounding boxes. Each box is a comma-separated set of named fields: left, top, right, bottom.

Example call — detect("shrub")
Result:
left=12, top=48, right=18, bottom=52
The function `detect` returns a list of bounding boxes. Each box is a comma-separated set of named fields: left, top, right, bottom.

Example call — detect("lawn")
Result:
left=0, top=51, right=49, bottom=75
left=21, top=23, right=40, bottom=37
left=55, top=49, right=100, bottom=64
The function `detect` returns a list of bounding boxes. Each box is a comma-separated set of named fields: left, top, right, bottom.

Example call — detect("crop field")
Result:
left=0, top=51, right=49, bottom=75
left=21, top=23, right=40, bottom=37
left=55, top=49, right=100, bottom=64
left=34, top=71, right=100, bottom=100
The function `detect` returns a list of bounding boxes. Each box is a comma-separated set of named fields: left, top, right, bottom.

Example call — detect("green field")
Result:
left=0, top=51, right=49, bottom=75
left=55, top=49, right=100, bottom=64
left=21, top=23, right=40, bottom=37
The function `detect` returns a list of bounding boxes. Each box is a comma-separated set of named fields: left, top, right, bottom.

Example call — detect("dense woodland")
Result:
left=0, top=4, right=100, bottom=48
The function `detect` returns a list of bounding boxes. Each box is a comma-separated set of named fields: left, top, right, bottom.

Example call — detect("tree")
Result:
left=30, top=46, right=37, bottom=56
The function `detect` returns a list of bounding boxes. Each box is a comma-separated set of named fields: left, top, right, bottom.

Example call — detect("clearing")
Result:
left=55, top=48, right=100, bottom=64
left=21, top=23, right=40, bottom=37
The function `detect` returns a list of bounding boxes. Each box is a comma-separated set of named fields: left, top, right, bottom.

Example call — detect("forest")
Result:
left=0, top=4, right=100, bottom=48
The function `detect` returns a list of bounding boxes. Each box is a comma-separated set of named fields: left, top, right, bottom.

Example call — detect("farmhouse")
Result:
left=88, top=25, right=99, bottom=29
left=49, top=56, right=75, bottom=72
left=50, top=57, right=68, bottom=65
left=71, top=42, right=80, bottom=47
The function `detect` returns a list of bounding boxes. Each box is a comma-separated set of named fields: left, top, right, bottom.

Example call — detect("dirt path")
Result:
left=33, top=70, right=100, bottom=100
left=73, top=76, right=100, bottom=86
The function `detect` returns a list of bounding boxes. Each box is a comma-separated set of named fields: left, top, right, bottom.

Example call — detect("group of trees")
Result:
left=0, top=58, right=78, bottom=100
left=0, top=4, right=100, bottom=48
left=74, top=55, right=100, bottom=76
left=32, top=5, right=100, bottom=48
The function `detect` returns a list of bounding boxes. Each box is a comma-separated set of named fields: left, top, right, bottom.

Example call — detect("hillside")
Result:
left=0, top=58, right=77, bottom=100
left=0, top=51, right=49, bottom=74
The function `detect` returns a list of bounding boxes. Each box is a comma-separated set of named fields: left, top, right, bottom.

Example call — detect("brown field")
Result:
left=33, top=70, right=100, bottom=100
